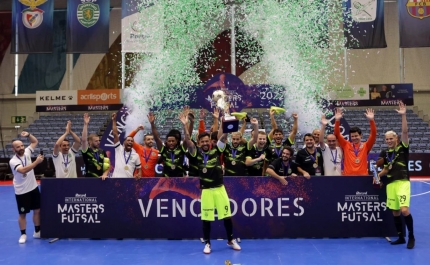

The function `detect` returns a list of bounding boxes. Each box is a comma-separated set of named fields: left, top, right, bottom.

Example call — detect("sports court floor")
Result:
left=1, top=180, right=429, bottom=265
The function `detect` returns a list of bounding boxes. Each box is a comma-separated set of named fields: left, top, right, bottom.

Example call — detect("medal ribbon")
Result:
left=143, top=148, right=152, bottom=163
left=352, top=143, right=361, bottom=158
left=232, top=149, right=237, bottom=159
left=170, top=152, right=175, bottom=164
left=93, top=149, right=100, bottom=164
left=387, top=150, right=396, bottom=165
left=275, top=146, right=282, bottom=157
left=62, top=153, right=69, bottom=168
left=203, top=152, right=209, bottom=167
left=330, top=148, right=338, bottom=166
left=124, top=149, right=132, bottom=165
left=306, top=149, right=317, bottom=164
left=17, top=154, right=27, bottom=167
left=282, top=161, right=290, bottom=176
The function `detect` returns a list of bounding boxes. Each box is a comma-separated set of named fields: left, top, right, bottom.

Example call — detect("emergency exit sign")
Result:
left=11, top=116, right=26, bottom=124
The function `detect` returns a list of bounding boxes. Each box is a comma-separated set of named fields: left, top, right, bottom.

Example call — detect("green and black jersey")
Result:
left=383, top=141, right=410, bottom=184
left=246, top=144, right=272, bottom=176
left=224, top=143, right=248, bottom=176
left=188, top=146, right=225, bottom=189
left=81, top=148, right=108, bottom=177
left=186, top=139, right=199, bottom=177
left=160, top=145, right=186, bottom=177
left=266, top=135, right=294, bottom=163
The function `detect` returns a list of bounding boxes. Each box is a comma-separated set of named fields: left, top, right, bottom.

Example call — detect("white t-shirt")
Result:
left=53, top=148, right=78, bottom=178
left=112, top=143, right=141, bottom=178
left=321, top=143, right=343, bottom=176
left=9, top=147, right=38, bottom=195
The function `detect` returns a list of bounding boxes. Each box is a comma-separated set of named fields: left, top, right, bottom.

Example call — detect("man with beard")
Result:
left=128, top=124, right=159, bottom=177
left=334, top=108, right=376, bottom=175
left=245, top=131, right=271, bottom=176
left=377, top=102, right=415, bottom=249
left=266, top=146, right=298, bottom=185
left=9, top=131, right=44, bottom=244
left=295, top=133, right=324, bottom=177
left=53, top=120, right=81, bottom=178
left=108, top=113, right=142, bottom=179
left=267, top=112, right=298, bottom=163
left=222, top=118, right=259, bottom=176
left=149, top=112, right=186, bottom=177
left=179, top=112, right=241, bottom=254
left=81, top=113, right=110, bottom=178
left=319, top=115, right=343, bottom=176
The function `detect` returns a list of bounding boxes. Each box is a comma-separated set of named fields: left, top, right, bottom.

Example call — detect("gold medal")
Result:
left=288, top=169, right=292, bottom=174
left=231, top=161, right=236, bottom=165
left=256, top=165, right=261, bottom=169
left=313, top=163, right=318, bottom=168
left=202, top=168, right=207, bottom=173
left=64, top=168, right=69, bottom=173
left=388, top=165, right=392, bottom=170
left=355, top=158, right=360, bottom=164
left=171, top=165, right=176, bottom=170
left=144, top=164, right=149, bottom=169
left=96, top=165, right=101, bottom=170
left=124, top=165, right=129, bottom=170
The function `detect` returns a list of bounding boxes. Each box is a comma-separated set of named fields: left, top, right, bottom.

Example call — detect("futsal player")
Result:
left=9, top=132, right=44, bottom=243
left=377, top=102, right=415, bottom=249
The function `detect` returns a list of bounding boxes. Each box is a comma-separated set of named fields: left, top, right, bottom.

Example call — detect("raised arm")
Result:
left=111, top=113, right=119, bottom=144
left=54, top=121, right=70, bottom=156
left=148, top=112, right=163, bottom=150
left=364, top=108, right=377, bottom=149
left=333, top=108, right=348, bottom=147
left=129, top=125, right=144, bottom=150
left=20, top=131, right=38, bottom=150
left=212, top=108, right=220, bottom=132
left=81, top=113, right=90, bottom=151
left=268, top=109, right=277, bottom=140
left=217, top=119, right=228, bottom=144
left=319, top=114, right=328, bottom=148
left=69, top=122, right=81, bottom=151
left=288, top=113, right=298, bottom=142
left=248, top=118, right=259, bottom=147
left=198, top=108, right=206, bottom=134
left=179, top=112, right=196, bottom=155
left=396, top=102, right=409, bottom=145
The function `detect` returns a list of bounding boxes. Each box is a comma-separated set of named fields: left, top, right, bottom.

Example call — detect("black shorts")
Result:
left=15, top=187, right=41, bottom=214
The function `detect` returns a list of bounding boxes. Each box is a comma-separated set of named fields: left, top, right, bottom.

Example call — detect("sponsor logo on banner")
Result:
left=78, top=89, right=121, bottom=105
left=338, top=191, right=386, bottom=222
left=407, top=0, right=430, bottom=20
left=77, top=0, right=100, bottom=28
left=19, top=0, right=47, bottom=29
left=36, top=90, right=77, bottom=105
left=351, top=0, right=377, bottom=22
left=58, top=193, right=104, bottom=223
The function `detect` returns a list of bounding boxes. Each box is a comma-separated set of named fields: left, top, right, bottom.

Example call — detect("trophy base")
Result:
left=222, top=116, right=239, bottom=133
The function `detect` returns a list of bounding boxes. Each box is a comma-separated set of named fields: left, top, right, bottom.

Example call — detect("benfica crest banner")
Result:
left=11, top=0, right=54, bottom=53
left=399, top=0, right=430, bottom=47
left=67, top=0, right=110, bottom=53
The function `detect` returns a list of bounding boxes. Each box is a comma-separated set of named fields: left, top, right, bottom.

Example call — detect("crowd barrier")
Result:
left=40, top=176, right=397, bottom=239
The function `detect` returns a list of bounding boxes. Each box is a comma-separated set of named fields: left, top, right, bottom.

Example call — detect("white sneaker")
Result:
left=19, top=234, right=27, bottom=244
left=203, top=243, right=211, bottom=254
left=227, top=239, right=241, bottom=250
left=33, top=231, right=40, bottom=239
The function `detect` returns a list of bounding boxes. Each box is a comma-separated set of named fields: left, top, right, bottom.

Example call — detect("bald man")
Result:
left=320, top=115, right=343, bottom=176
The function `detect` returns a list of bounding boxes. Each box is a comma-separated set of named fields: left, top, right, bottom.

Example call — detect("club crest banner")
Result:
left=11, top=0, right=54, bottom=53
left=399, top=0, right=430, bottom=47
left=67, top=0, right=110, bottom=53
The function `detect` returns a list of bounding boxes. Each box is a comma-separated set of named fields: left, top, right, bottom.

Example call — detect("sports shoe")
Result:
left=227, top=239, right=241, bottom=250
left=19, top=234, right=27, bottom=244
left=407, top=237, right=415, bottom=249
left=33, top=231, right=41, bottom=239
left=391, top=237, right=406, bottom=245
left=203, top=243, right=211, bottom=254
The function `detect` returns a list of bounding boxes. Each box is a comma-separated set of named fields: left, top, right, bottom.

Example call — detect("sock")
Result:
left=35, top=226, right=40, bottom=233
left=202, top=221, right=211, bottom=245
left=20, top=229, right=26, bottom=235
left=224, top=218, right=234, bottom=242
left=404, top=214, right=414, bottom=238
left=393, top=215, right=403, bottom=238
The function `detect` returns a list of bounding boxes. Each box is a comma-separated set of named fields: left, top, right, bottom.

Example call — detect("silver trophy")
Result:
left=212, top=90, right=239, bottom=133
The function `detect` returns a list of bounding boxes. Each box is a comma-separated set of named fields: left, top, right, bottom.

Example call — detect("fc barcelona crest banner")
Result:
left=11, top=0, right=54, bottom=53
left=67, top=0, right=110, bottom=53
left=343, top=0, right=387, bottom=49
left=399, top=0, right=430, bottom=47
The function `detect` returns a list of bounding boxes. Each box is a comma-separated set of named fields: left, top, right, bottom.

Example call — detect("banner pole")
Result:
left=69, top=54, right=73, bottom=90
left=399, top=48, right=404, bottom=83
left=14, top=18, right=18, bottom=96
left=121, top=52, right=125, bottom=89
left=344, top=49, right=348, bottom=85
left=230, top=4, right=236, bottom=76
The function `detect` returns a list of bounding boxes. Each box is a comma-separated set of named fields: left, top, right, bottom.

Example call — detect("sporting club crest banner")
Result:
left=343, top=0, right=387, bottom=49
left=399, top=0, right=430, bottom=47
left=67, top=0, right=110, bottom=53
left=11, top=0, right=54, bottom=53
